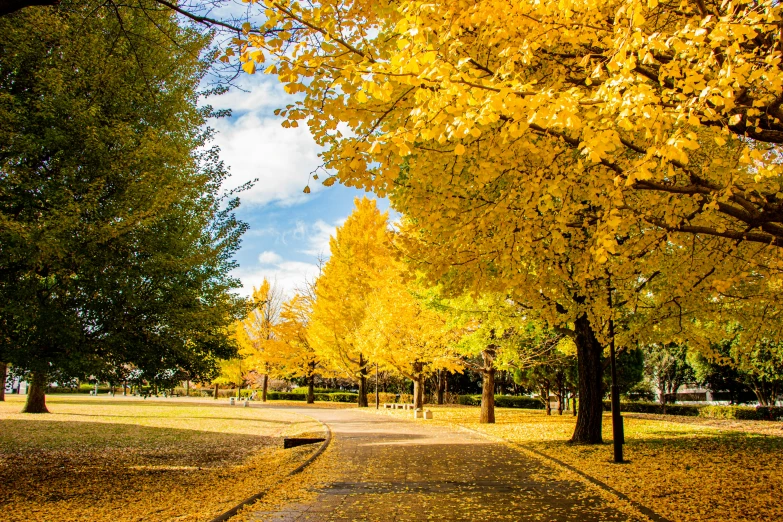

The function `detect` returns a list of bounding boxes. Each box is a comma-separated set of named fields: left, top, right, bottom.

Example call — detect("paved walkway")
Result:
left=246, top=407, right=637, bottom=522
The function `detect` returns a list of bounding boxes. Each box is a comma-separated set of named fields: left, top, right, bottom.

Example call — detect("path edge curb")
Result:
left=208, top=418, right=332, bottom=522
left=456, top=424, right=672, bottom=522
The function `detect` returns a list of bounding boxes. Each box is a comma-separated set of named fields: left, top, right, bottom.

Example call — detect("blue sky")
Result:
left=206, top=72, right=391, bottom=297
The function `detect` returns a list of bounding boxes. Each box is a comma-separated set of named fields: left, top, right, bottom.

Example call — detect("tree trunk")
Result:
left=0, top=362, right=7, bottom=402
left=306, top=375, right=315, bottom=404
left=480, top=367, right=496, bottom=424
left=571, top=312, right=604, bottom=444
left=658, top=378, right=667, bottom=413
left=558, top=383, right=564, bottom=415
left=572, top=396, right=577, bottom=416
left=357, top=353, right=369, bottom=407
left=214, top=383, right=219, bottom=399
left=750, top=382, right=773, bottom=406
left=262, top=374, right=268, bottom=402
left=480, top=347, right=496, bottom=424
left=412, top=361, right=424, bottom=409
left=545, top=384, right=551, bottom=416
left=123, top=380, right=127, bottom=396
left=23, top=372, right=49, bottom=413
left=185, top=380, right=190, bottom=398
left=437, top=369, right=445, bottom=405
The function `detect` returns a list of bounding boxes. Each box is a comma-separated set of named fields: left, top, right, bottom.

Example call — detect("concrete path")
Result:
left=245, top=407, right=636, bottom=522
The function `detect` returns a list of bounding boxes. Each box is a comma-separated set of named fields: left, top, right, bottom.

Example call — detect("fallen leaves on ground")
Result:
left=378, top=406, right=782, bottom=522
left=236, top=407, right=643, bottom=522
left=0, top=395, right=325, bottom=522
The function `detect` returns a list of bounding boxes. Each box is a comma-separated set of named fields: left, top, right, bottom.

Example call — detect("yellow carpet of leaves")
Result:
left=380, top=406, right=782, bottom=522
left=0, top=395, right=325, bottom=522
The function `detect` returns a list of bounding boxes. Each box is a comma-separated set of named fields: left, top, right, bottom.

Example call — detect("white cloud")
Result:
left=300, top=219, right=339, bottom=257
left=212, top=112, right=325, bottom=207
left=258, top=251, right=283, bottom=265
left=207, top=80, right=291, bottom=116
left=234, top=217, right=347, bottom=298
left=233, top=261, right=320, bottom=299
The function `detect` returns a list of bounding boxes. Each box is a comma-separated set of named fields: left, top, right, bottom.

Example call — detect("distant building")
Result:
left=4, top=375, right=27, bottom=395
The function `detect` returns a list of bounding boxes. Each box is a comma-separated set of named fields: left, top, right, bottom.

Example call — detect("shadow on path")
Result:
left=245, top=408, right=640, bottom=522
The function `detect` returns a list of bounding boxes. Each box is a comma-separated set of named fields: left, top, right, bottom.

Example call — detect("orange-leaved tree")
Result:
left=236, top=278, right=284, bottom=402
left=308, top=198, right=394, bottom=407
left=237, top=0, right=783, bottom=442
left=270, top=294, right=322, bottom=403
left=357, top=266, right=462, bottom=410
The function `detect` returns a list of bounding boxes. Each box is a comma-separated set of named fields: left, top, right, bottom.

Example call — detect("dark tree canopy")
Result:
left=0, top=0, right=248, bottom=411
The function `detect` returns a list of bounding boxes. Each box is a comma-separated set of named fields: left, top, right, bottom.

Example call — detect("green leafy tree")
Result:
left=644, top=344, right=694, bottom=411
left=0, top=1, right=246, bottom=413
left=692, top=338, right=783, bottom=406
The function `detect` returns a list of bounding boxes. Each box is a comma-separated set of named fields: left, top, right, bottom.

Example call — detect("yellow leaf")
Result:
left=242, top=61, right=256, bottom=74
left=454, top=143, right=466, bottom=155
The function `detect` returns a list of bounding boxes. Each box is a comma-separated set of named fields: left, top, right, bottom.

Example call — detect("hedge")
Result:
left=457, top=394, right=545, bottom=409
left=265, top=391, right=359, bottom=403
left=603, top=401, right=783, bottom=421
left=603, top=401, right=701, bottom=416
left=699, top=405, right=783, bottom=421
left=289, top=387, right=349, bottom=395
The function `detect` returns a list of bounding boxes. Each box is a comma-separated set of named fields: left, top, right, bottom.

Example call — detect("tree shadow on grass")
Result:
left=0, top=419, right=302, bottom=522
left=58, top=412, right=294, bottom=423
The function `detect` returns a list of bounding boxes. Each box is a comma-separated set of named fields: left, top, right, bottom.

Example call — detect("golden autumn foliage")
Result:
left=234, top=0, right=783, bottom=440
left=0, top=396, right=325, bottom=522
left=268, top=294, right=322, bottom=400
left=357, top=266, right=462, bottom=407
left=224, top=279, right=285, bottom=396
left=308, top=198, right=394, bottom=405
left=236, top=0, right=783, bottom=342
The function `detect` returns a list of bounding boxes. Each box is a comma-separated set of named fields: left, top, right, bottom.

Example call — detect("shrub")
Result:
left=457, top=395, right=481, bottom=406
left=457, top=394, right=544, bottom=408
left=495, top=395, right=545, bottom=409
left=377, top=392, right=397, bottom=403
left=699, top=405, right=783, bottom=421
left=73, top=383, right=111, bottom=394
left=699, top=405, right=758, bottom=420
left=171, top=387, right=206, bottom=397
left=756, top=406, right=783, bottom=421
left=262, top=391, right=358, bottom=402
left=322, top=392, right=358, bottom=403
left=266, top=392, right=306, bottom=401
left=290, top=387, right=347, bottom=395
left=603, top=401, right=702, bottom=416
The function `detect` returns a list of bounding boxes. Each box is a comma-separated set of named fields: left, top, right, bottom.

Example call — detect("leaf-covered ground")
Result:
left=235, top=406, right=642, bottom=522
left=0, top=396, right=325, bottom=521
left=379, top=406, right=782, bottom=522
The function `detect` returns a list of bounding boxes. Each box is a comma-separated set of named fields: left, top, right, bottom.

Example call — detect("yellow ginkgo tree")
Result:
left=236, top=0, right=783, bottom=443
left=357, top=267, right=462, bottom=410
left=308, top=198, right=394, bottom=407
left=269, top=294, right=322, bottom=403
left=235, top=278, right=284, bottom=402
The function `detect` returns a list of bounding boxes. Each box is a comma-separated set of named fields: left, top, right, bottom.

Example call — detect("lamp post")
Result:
left=608, top=281, right=624, bottom=463
left=375, top=362, right=379, bottom=409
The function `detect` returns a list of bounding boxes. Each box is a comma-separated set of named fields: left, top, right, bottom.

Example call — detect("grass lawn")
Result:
left=378, top=406, right=783, bottom=522
left=0, top=395, right=325, bottom=522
